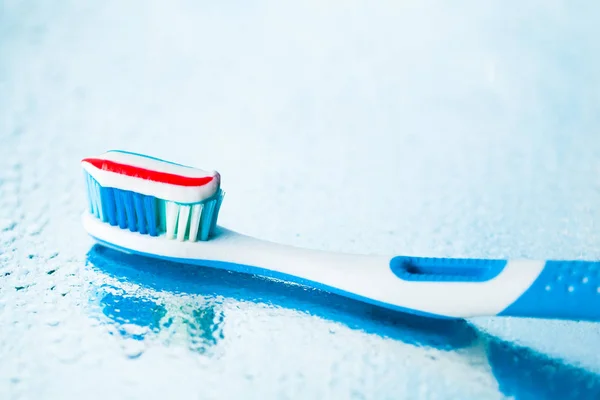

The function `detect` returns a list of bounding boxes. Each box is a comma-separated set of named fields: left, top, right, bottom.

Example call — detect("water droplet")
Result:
left=122, top=339, right=145, bottom=359
left=120, top=323, right=148, bottom=337
left=567, top=286, right=574, bottom=293
left=26, top=223, right=44, bottom=236
left=582, top=277, right=589, bottom=284
left=0, top=220, right=16, bottom=232
left=545, top=285, right=552, bottom=292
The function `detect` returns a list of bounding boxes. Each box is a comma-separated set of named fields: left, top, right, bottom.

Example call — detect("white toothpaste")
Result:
left=81, top=150, right=221, bottom=204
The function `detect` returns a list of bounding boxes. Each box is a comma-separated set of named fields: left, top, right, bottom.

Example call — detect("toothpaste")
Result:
left=81, top=150, right=221, bottom=204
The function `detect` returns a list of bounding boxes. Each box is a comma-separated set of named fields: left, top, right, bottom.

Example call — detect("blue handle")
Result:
left=390, top=256, right=600, bottom=321
left=500, top=260, right=600, bottom=320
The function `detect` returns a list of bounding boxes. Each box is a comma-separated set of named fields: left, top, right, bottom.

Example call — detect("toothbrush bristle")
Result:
left=83, top=171, right=224, bottom=241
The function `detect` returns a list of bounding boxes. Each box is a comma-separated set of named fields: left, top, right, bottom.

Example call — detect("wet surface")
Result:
left=2, top=1, right=600, bottom=399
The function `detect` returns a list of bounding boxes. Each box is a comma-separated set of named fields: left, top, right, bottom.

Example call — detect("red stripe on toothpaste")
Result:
left=82, top=158, right=215, bottom=187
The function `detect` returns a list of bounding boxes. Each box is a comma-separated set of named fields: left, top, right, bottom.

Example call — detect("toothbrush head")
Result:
left=81, top=150, right=224, bottom=242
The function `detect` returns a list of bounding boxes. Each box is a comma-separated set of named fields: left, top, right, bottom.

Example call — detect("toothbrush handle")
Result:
left=499, top=260, right=600, bottom=320
left=388, top=256, right=600, bottom=320
left=82, top=214, right=600, bottom=321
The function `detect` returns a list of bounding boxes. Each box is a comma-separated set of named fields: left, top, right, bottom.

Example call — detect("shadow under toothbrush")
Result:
left=483, top=337, right=600, bottom=400
left=86, top=245, right=600, bottom=398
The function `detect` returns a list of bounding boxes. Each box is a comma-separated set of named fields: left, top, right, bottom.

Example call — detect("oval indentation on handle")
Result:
left=390, top=256, right=507, bottom=282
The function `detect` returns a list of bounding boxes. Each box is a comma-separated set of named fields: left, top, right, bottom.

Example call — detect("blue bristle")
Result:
left=102, top=187, right=118, bottom=226
left=132, top=193, right=147, bottom=234
left=144, top=196, right=158, bottom=236
left=88, top=174, right=98, bottom=217
left=92, top=179, right=102, bottom=220
left=113, top=190, right=128, bottom=229
left=122, top=191, right=137, bottom=232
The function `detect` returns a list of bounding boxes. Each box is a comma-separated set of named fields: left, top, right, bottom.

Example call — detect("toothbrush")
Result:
left=81, top=150, right=600, bottom=321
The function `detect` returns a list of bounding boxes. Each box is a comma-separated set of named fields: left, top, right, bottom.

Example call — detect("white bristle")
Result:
left=166, top=202, right=179, bottom=239
left=177, top=205, right=190, bottom=241
left=188, top=204, right=203, bottom=242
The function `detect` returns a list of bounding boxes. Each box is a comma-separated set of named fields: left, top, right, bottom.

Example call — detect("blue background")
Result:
left=1, top=1, right=600, bottom=399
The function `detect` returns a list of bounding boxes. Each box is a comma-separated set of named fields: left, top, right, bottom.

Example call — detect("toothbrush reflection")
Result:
left=89, top=246, right=226, bottom=355
left=96, top=288, right=224, bottom=355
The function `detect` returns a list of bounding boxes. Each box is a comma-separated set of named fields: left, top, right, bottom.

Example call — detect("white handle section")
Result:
left=83, top=214, right=545, bottom=318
